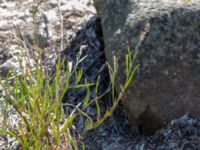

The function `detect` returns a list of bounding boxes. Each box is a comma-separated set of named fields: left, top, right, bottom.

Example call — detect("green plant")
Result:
left=0, top=46, right=139, bottom=149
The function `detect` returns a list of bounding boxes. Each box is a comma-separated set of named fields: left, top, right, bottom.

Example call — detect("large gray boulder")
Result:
left=93, top=0, right=200, bottom=134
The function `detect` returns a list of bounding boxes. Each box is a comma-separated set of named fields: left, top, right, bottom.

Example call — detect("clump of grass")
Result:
left=0, top=46, right=139, bottom=149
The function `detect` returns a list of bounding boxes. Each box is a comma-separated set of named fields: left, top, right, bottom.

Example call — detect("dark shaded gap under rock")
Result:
left=60, top=16, right=134, bottom=150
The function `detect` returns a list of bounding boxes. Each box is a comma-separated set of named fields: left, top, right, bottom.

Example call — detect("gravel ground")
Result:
left=0, top=0, right=200, bottom=150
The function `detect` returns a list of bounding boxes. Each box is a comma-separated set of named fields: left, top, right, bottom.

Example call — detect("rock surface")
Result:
left=94, top=0, right=200, bottom=134
left=0, top=0, right=96, bottom=76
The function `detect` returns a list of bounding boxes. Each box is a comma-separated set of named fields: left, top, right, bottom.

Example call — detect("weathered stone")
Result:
left=94, top=0, right=200, bottom=134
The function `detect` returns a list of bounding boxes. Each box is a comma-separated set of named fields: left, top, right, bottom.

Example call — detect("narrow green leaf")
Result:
left=0, top=130, right=22, bottom=144
left=75, top=69, right=83, bottom=84
left=85, top=118, right=93, bottom=130
left=95, top=76, right=100, bottom=95
left=95, top=100, right=101, bottom=120
left=133, top=48, right=139, bottom=62
left=14, top=76, right=19, bottom=99
left=73, top=83, right=95, bottom=89
left=52, top=121, right=57, bottom=141
left=127, top=47, right=132, bottom=63
left=56, top=104, right=62, bottom=122
left=106, top=62, right=113, bottom=81
left=60, top=78, right=69, bottom=101
left=22, top=115, right=31, bottom=133
left=27, top=97, right=33, bottom=113
left=125, top=64, right=139, bottom=89
left=60, top=114, right=76, bottom=133
left=19, top=77, right=28, bottom=105
left=71, top=138, right=78, bottom=150
left=83, top=87, right=90, bottom=108
left=125, top=55, right=129, bottom=75
left=20, top=129, right=28, bottom=149
left=82, top=142, right=85, bottom=150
